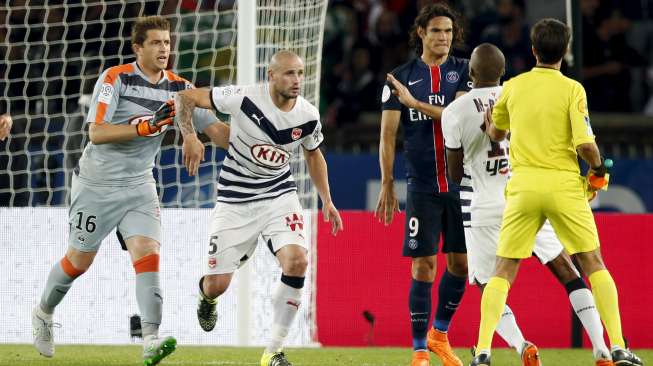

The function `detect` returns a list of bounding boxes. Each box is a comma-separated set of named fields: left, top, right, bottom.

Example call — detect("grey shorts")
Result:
left=68, top=174, right=161, bottom=252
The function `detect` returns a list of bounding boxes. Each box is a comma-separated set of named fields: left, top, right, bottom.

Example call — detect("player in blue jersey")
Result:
left=375, top=4, right=470, bottom=366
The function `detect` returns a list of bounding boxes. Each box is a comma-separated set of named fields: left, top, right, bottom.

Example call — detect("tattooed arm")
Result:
left=175, top=89, right=213, bottom=176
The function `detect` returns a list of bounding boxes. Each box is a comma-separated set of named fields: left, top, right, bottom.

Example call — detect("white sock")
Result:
left=569, top=288, right=611, bottom=359
left=495, top=304, right=526, bottom=354
left=265, top=281, right=302, bottom=353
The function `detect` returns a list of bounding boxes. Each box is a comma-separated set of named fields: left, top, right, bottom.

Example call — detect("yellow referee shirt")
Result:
left=493, top=67, right=595, bottom=176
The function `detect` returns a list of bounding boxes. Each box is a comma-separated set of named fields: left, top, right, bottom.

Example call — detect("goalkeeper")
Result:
left=31, top=16, right=229, bottom=366
left=470, top=19, right=642, bottom=366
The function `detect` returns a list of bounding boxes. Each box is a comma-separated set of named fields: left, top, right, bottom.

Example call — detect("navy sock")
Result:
left=434, top=270, right=467, bottom=332
left=409, top=279, right=433, bottom=351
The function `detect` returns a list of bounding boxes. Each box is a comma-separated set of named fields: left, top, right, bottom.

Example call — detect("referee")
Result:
left=470, top=19, right=642, bottom=366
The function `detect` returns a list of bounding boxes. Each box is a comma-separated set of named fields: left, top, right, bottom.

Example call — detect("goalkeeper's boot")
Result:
left=143, top=335, right=177, bottom=366
left=32, top=306, right=58, bottom=358
left=261, top=351, right=293, bottom=366
left=410, top=350, right=430, bottom=366
left=520, top=341, right=541, bottom=366
left=197, top=279, right=218, bottom=332
left=611, top=347, right=643, bottom=366
left=427, top=328, right=463, bottom=366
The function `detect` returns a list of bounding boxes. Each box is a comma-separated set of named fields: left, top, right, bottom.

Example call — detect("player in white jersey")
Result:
left=442, top=44, right=613, bottom=366
left=31, top=16, right=230, bottom=366
left=175, top=50, right=343, bottom=366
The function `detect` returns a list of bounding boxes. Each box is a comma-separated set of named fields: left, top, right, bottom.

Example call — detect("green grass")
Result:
left=1, top=345, right=651, bottom=366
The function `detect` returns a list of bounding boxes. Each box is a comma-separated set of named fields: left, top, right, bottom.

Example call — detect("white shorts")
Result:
left=466, top=221, right=564, bottom=285
left=205, top=192, right=307, bottom=275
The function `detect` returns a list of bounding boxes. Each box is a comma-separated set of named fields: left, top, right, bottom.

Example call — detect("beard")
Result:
left=279, top=90, right=298, bottom=100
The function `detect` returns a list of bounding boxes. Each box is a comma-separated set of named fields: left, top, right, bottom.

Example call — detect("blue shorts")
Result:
left=403, top=191, right=466, bottom=257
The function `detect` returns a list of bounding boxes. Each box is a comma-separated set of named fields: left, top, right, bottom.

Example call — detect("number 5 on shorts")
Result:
left=208, top=235, right=218, bottom=255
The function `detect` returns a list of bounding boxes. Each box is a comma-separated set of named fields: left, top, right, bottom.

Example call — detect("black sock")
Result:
left=433, top=270, right=466, bottom=332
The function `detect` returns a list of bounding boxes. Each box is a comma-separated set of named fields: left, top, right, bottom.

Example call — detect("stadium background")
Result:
left=1, top=0, right=652, bottom=358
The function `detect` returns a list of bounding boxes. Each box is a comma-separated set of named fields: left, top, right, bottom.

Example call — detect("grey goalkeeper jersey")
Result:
left=81, top=62, right=217, bottom=186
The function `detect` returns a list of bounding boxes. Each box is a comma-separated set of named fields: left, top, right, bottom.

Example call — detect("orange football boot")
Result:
left=411, top=350, right=430, bottom=366
left=426, top=328, right=463, bottom=366
left=520, top=341, right=541, bottom=366
left=595, top=359, right=614, bottom=366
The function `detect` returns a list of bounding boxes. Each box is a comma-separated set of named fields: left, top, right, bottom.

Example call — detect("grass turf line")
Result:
left=1, top=345, right=651, bottom=366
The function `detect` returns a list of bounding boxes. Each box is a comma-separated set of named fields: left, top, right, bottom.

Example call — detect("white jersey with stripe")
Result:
left=82, top=62, right=217, bottom=186
left=210, top=84, right=323, bottom=203
left=442, top=86, right=509, bottom=226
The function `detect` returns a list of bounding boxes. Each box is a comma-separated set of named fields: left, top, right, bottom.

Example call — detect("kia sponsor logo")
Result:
left=250, top=144, right=290, bottom=168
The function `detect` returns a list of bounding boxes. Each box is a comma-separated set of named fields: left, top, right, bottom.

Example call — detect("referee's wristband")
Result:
left=591, top=157, right=606, bottom=174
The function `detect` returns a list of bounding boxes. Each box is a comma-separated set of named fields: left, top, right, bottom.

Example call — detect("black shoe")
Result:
left=196, top=278, right=217, bottom=332
left=469, top=353, right=491, bottom=366
left=612, top=348, right=643, bottom=366
left=263, top=352, right=293, bottom=366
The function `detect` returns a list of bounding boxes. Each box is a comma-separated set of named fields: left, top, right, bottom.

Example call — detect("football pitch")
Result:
left=1, top=345, right=651, bottom=366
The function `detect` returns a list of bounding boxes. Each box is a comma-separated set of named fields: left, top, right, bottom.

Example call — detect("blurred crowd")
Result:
left=321, top=0, right=653, bottom=127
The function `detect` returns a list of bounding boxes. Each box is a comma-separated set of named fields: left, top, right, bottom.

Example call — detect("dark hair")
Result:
left=131, top=16, right=170, bottom=46
left=530, top=18, right=570, bottom=64
left=409, top=3, right=463, bottom=56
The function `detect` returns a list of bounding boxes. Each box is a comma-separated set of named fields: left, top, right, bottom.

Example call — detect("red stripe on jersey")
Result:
left=433, top=119, right=448, bottom=193
left=429, top=65, right=447, bottom=192
left=429, top=65, right=441, bottom=93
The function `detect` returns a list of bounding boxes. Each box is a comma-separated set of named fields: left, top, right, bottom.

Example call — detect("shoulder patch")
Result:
left=98, top=83, right=114, bottom=104
left=381, top=85, right=391, bottom=103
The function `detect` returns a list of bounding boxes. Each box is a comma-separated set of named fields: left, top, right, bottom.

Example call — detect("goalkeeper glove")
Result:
left=136, top=99, right=175, bottom=136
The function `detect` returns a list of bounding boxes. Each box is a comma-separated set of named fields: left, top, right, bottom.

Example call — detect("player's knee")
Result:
left=65, top=247, right=96, bottom=273
left=574, top=250, right=606, bottom=276
left=126, top=237, right=160, bottom=262
left=547, top=254, right=580, bottom=284
left=446, top=253, right=468, bottom=277
left=282, top=253, right=308, bottom=276
left=202, top=274, right=231, bottom=298
left=411, top=257, right=437, bottom=281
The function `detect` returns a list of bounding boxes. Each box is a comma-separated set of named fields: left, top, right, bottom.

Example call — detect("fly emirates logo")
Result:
left=409, top=94, right=445, bottom=122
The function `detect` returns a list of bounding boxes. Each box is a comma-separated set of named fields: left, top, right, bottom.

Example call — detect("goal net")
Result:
left=0, top=0, right=326, bottom=346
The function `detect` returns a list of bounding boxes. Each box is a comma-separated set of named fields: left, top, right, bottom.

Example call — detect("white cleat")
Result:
left=32, top=307, right=57, bottom=358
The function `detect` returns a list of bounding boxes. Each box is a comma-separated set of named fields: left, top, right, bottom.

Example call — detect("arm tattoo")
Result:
left=175, top=93, right=196, bottom=136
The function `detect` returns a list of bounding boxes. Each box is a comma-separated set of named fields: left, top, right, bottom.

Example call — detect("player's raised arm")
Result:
left=175, top=88, right=211, bottom=176
left=375, top=109, right=401, bottom=225
left=484, top=107, right=507, bottom=142
left=386, top=74, right=445, bottom=120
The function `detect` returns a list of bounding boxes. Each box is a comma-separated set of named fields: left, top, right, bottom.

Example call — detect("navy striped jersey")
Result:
left=210, top=84, right=323, bottom=203
left=381, top=56, right=471, bottom=193
left=442, top=86, right=508, bottom=226
left=83, top=62, right=217, bottom=186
